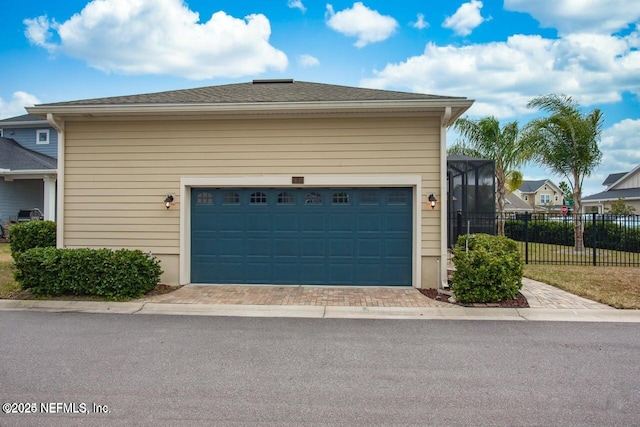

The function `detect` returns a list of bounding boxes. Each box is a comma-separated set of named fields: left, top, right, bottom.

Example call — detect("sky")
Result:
left=1, top=0, right=639, bottom=196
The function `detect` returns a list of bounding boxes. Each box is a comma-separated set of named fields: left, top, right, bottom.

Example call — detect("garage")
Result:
left=191, top=187, right=412, bottom=286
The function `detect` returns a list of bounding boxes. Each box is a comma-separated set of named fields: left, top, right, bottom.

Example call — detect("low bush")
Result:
left=14, top=247, right=163, bottom=300
left=9, top=221, right=56, bottom=257
left=451, top=233, right=524, bottom=303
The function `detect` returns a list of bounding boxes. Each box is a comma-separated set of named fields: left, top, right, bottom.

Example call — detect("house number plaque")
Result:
left=292, top=176, right=304, bottom=184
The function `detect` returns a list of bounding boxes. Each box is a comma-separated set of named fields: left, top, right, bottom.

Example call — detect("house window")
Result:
left=222, top=191, right=240, bottom=205
left=277, top=191, right=295, bottom=205
left=37, top=129, right=50, bottom=145
left=388, top=191, right=408, bottom=205
left=305, top=192, right=322, bottom=204
left=0, top=129, right=3, bottom=137
left=250, top=192, right=267, bottom=205
left=360, top=191, right=378, bottom=205
left=196, top=191, right=213, bottom=205
left=540, top=194, right=551, bottom=204
left=332, top=192, right=350, bottom=204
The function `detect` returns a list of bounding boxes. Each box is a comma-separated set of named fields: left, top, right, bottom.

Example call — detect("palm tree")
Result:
left=449, top=116, right=531, bottom=235
left=522, top=94, right=603, bottom=251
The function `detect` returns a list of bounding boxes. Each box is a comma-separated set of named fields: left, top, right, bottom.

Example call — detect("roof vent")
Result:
left=252, top=79, right=294, bottom=84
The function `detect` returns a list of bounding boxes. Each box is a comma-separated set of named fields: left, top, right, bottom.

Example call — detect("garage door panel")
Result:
left=358, top=240, right=382, bottom=258
left=217, top=262, right=244, bottom=282
left=330, top=264, right=354, bottom=283
left=357, top=214, right=382, bottom=232
left=247, top=238, right=271, bottom=256
left=329, top=240, right=353, bottom=257
left=386, top=239, right=412, bottom=257
left=329, top=213, right=354, bottom=232
left=273, top=213, right=297, bottom=231
left=191, top=187, right=412, bottom=286
left=274, top=238, right=297, bottom=256
left=302, top=239, right=325, bottom=257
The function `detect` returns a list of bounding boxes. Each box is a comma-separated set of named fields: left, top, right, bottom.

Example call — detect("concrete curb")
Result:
left=1, top=299, right=639, bottom=322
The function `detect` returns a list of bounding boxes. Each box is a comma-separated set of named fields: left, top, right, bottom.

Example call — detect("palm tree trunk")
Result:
left=496, top=172, right=506, bottom=236
left=573, top=179, right=585, bottom=252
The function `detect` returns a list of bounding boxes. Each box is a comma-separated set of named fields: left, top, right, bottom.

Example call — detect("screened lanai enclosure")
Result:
left=447, top=154, right=496, bottom=247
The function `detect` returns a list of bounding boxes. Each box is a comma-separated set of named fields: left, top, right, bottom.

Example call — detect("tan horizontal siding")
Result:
left=63, top=116, right=441, bottom=255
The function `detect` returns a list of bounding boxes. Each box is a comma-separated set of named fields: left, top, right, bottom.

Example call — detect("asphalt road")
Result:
left=0, top=312, right=639, bottom=426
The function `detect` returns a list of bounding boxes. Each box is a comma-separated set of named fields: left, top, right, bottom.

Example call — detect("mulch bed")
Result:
left=419, top=288, right=529, bottom=308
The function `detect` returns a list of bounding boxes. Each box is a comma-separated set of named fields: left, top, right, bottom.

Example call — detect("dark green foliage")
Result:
left=451, top=234, right=524, bottom=303
left=14, top=247, right=163, bottom=300
left=504, top=217, right=640, bottom=253
left=8, top=221, right=56, bottom=257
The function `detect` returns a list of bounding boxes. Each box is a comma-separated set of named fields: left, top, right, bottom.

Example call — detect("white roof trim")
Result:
left=27, top=98, right=474, bottom=126
left=607, top=164, right=640, bottom=190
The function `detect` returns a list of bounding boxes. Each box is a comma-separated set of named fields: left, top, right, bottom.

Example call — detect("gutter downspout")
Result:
left=440, top=107, right=452, bottom=288
left=47, top=113, right=65, bottom=248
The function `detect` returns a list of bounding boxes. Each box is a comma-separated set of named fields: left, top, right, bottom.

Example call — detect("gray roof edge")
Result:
left=29, top=81, right=470, bottom=108
left=0, top=137, right=57, bottom=171
left=583, top=188, right=640, bottom=201
left=0, top=113, right=50, bottom=127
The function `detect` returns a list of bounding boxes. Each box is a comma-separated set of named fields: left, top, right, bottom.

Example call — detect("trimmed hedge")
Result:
left=9, top=220, right=56, bottom=257
left=451, top=233, right=524, bottom=303
left=504, top=218, right=640, bottom=253
left=14, top=247, right=163, bottom=300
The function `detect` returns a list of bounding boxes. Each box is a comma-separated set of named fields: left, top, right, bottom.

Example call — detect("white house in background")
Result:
left=512, top=180, right=565, bottom=213
left=0, top=114, right=58, bottom=224
left=27, top=79, right=473, bottom=289
left=582, top=166, right=640, bottom=213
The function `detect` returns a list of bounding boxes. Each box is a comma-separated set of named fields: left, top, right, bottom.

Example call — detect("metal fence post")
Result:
left=524, top=211, right=529, bottom=264
left=592, top=213, right=597, bottom=266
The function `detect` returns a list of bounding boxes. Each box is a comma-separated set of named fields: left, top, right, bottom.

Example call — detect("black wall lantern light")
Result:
left=164, top=195, right=174, bottom=209
left=428, top=194, right=437, bottom=209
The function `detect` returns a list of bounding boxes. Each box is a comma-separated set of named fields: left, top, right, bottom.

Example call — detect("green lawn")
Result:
left=0, top=243, right=19, bottom=298
left=516, top=241, right=640, bottom=265
left=517, top=241, right=640, bottom=309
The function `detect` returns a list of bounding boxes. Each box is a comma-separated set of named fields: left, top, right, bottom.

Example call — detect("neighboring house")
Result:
left=27, top=79, right=473, bottom=288
left=514, top=180, right=565, bottom=212
left=503, top=192, right=532, bottom=213
left=0, top=114, right=58, bottom=223
left=582, top=166, right=640, bottom=213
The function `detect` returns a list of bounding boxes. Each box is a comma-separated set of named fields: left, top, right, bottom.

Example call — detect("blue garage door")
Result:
left=191, top=188, right=412, bottom=286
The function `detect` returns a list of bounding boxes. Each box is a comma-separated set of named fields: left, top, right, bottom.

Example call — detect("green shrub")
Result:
left=14, top=247, right=163, bottom=300
left=9, top=221, right=56, bottom=257
left=451, top=233, right=524, bottom=303
left=504, top=217, right=640, bottom=253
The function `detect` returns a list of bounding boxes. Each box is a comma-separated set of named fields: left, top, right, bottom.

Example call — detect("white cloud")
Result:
left=505, top=0, right=640, bottom=35
left=361, top=29, right=640, bottom=118
left=298, top=54, right=320, bottom=67
left=288, top=0, right=306, bottom=13
left=581, top=118, right=640, bottom=195
left=412, top=13, right=429, bottom=30
left=442, top=0, right=487, bottom=37
left=326, top=2, right=398, bottom=48
left=23, top=0, right=287, bottom=80
left=0, top=91, right=41, bottom=119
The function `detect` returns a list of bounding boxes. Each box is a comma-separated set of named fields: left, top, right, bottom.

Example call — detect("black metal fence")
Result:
left=449, top=211, right=640, bottom=266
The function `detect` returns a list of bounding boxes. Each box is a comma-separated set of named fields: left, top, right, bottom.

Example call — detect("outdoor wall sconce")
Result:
left=428, top=194, right=437, bottom=209
left=164, top=195, right=174, bottom=209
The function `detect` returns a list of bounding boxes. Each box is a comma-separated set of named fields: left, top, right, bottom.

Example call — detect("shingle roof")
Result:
left=583, top=188, right=640, bottom=201
left=0, top=114, right=48, bottom=125
left=504, top=193, right=531, bottom=211
left=0, top=137, right=57, bottom=171
left=602, top=172, right=628, bottom=187
left=518, top=180, right=547, bottom=193
left=36, top=80, right=465, bottom=107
